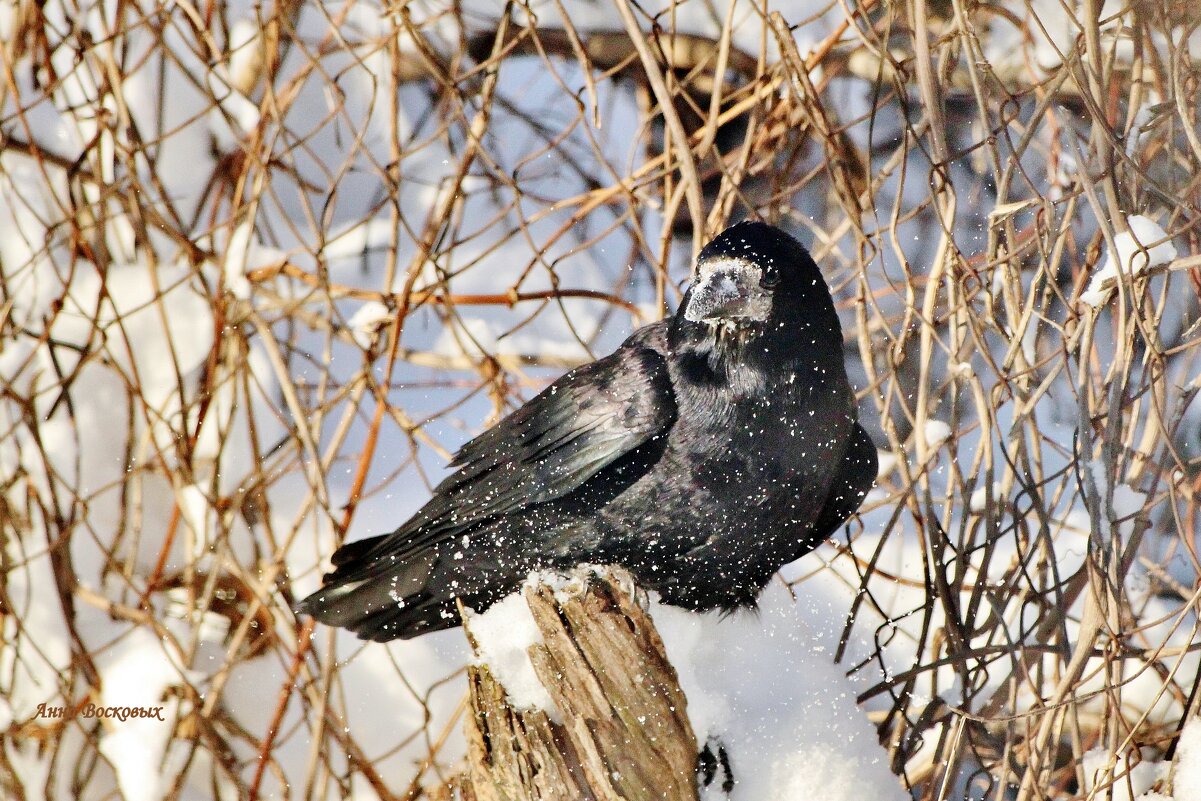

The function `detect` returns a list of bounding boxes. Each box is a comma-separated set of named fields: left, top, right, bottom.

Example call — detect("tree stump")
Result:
left=463, top=570, right=700, bottom=801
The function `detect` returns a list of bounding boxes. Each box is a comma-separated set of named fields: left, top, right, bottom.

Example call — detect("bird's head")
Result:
left=679, top=221, right=837, bottom=343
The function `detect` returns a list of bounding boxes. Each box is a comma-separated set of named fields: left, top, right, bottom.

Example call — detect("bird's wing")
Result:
left=798, top=421, right=877, bottom=551
left=349, top=324, right=677, bottom=568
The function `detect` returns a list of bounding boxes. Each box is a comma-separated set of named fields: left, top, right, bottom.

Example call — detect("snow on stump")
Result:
left=462, top=569, right=700, bottom=801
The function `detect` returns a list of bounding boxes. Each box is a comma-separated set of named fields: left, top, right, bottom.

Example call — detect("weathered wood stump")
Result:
left=463, top=570, right=700, bottom=801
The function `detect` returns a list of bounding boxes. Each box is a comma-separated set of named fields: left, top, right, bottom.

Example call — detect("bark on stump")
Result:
left=463, top=570, right=700, bottom=801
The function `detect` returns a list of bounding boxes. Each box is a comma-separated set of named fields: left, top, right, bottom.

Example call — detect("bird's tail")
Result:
left=293, top=536, right=463, bottom=641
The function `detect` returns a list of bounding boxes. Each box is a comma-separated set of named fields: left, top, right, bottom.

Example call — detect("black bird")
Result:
left=295, top=221, right=877, bottom=641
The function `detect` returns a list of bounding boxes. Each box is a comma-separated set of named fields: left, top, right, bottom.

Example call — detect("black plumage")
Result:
left=295, top=221, right=877, bottom=641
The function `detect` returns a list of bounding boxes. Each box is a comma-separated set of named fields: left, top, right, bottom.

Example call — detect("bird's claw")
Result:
left=697, top=738, right=735, bottom=794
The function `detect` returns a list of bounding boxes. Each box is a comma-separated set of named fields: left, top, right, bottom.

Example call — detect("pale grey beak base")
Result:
left=683, top=260, right=771, bottom=323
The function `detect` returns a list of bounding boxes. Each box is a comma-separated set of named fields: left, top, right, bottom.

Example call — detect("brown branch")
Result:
left=245, top=260, right=645, bottom=318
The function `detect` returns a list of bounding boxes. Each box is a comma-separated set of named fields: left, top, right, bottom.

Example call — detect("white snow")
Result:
left=464, top=590, right=559, bottom=716
left=1083, top=747, right=1169, bottom=801
left=968, top=481, right=1003, bottom=512
left=1086, top=460, right=1150, bottom=543
left=1081, top=215, right=1178, bottom=306
left=96, top=628, right=196, bottom=801
left=205, top=68, right=262, bottom=144
left=922, top=419, right=951, bottom=447
left=1174, top=718, right=1201, bottom=800
left=653, top=582, right=905, bottom=801
left=981, top=0, right=1125, bottom=81
left=176, top=483, right=211, bottom=560
left=348, top=300, right=394, bottom=347
left=876, top=449, right=898, bottom=478
left=220, top=219, right=287, bottom=299
left=322, top=218, right=399, bottom=263
left=0, top=1, right=16, bottom=42
left=222, top=219, right=256, bottom=299
left=226, top=18, right=262, bottom=94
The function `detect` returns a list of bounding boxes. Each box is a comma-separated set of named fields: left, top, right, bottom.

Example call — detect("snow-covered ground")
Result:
left=3, top=0, right=1200, bottom=798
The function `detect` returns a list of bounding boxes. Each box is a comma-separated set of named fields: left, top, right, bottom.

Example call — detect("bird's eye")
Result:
left=760, top=271, right=781, bottom=289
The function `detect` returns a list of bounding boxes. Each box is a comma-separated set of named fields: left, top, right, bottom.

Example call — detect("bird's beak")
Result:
left=683, top=260, right=769, bottom=323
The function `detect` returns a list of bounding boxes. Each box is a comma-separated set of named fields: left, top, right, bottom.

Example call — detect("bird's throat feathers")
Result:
left=668, top=324, right=820, bottom=404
